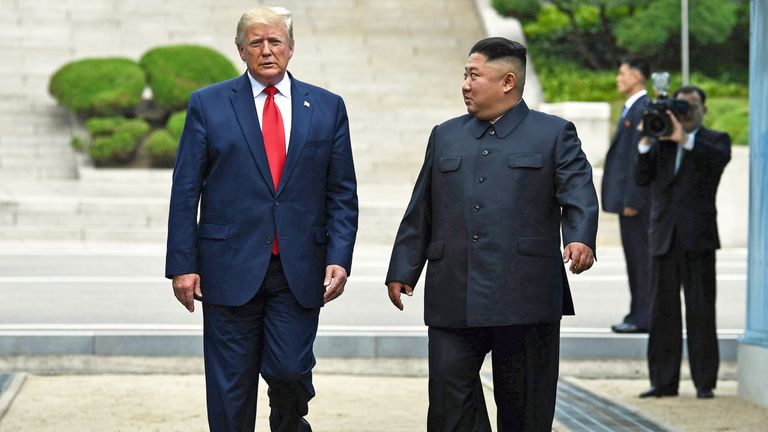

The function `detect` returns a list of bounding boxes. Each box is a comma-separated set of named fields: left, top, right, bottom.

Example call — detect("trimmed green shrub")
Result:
left=140, top=45, right=239, bottom=111
left=85, top=118, right=150, bottom=166
left=707, top=98, right=749, bottom=146
left=49, top=58, right=145, bottom=117
left=146, top=129, right=178, bottom=167
left=166, top=111, right=187, bottom=141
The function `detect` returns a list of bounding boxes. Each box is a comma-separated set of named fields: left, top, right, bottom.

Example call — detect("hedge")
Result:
left=166, top=111, right=187, bottom=141
left=85, top=117, right=150, bottom=166
left=140, top=45, right=239, bottom=111
left=145, top=129, right=178, bottom=168
left=49, top=58, right=145, bottom=117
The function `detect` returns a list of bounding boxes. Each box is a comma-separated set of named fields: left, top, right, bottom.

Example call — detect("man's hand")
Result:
left=172, top=273, right=202, bottom=312
left=660, top=110, right=688, bottom=144
left=323, top=264, right=348, bottom=303
left=623, top=207, right=639, bottom=217
left=387, top=281, right=414, bottom=311
left=563, top=242, right=595, bottom=274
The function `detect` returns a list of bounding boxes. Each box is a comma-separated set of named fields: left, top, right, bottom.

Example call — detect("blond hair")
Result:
left=235, top=6, right=293, bottom=47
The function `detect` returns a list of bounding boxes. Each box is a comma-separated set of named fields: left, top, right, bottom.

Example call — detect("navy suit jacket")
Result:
left=602, top=94, right=650, bottom=213
left=165, top=72, right=358, bottom=308
left=636, top=127, right=731, bottom=256
left=386, top=101, right=599, bottom=327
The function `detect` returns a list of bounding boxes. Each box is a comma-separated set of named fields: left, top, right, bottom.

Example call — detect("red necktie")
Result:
left=262, top=86, right=286, bottom=254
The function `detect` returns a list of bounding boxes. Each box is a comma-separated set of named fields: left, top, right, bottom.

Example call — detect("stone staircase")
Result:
left=0, top=0, right=488, bottom=245
left=0, top=0, right=621, bottom=247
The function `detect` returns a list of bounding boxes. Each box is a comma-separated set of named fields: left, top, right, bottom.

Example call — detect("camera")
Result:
left=641, top=72, right=689, bottom=138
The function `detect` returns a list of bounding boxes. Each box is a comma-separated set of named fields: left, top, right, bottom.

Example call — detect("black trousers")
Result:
left=619, top=213, right=652, bottom=328
left=427, top=323, right=560, bottom=432
left=647, top=237, right=719, bottom=392
left=203, top=255, right=318, bottom=432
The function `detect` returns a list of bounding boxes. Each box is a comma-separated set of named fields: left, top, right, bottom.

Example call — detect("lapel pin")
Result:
left=304, top=101, right=310, bottom=108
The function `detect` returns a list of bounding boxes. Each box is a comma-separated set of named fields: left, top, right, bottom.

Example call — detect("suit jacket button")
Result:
left=472, top=235, right=479, bottom=241
left=266, top=237, right=272, bottom=244
left=473, top=205, right=480, bottom=212
left=489, top=129, right=496, bottom=136
left=481, top=150, right=489, bottom=156
left=477, top=177, right=485, bottom=183
left=274, top=201, right=280, bottom=206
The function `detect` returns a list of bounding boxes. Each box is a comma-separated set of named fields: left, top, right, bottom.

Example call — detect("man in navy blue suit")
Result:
left=165, top=6, right=358, bottom=431
left=602, top=56, right=652, bottom=334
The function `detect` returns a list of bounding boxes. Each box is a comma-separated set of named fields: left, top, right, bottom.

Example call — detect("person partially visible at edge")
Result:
left=635, top=85, right=731, bottom=400
left=385, top=37, right=598, bottom=431
left=165, top=6, right=358, bottom=431
left=602, top=56, right=653, bottom=334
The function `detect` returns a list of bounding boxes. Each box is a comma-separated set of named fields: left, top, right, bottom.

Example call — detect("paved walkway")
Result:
left=1, top=358, right=765, bottom=431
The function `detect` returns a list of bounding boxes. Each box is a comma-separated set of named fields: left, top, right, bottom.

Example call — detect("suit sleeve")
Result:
left=692, top=130, right=731, bottom=177
left=554, top=122, right=599, bottom=254
left=324, top=97, right=359, bottom=275
left=385, top=127, right=435, bottom=288
left=165, top=92, right=209, bottom=279
left=635, top=140, right=658, bottom=187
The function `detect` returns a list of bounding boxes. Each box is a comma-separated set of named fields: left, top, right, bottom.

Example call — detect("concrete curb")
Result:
left=0, top=326, right=740, bottom=360
left=0, top=373, right=26, bottom=422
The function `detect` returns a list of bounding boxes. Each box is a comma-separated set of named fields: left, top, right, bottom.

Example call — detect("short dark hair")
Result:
left=621, top=56, right=651, bottom=81
left=674, top=85, right=707, bottom=105
left=469, top=37, right=527, bottom=68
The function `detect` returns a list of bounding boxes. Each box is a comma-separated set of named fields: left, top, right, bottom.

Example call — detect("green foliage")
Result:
left=140, top=45, right=239, bottom=111
left=48, top=58, right=145, bottom=117
left=707, top=98, right=749, bottom=146
left=70, top=135, right=88, bottom=151
left=614, top=0, right=738, bottom=54
left=501, top=0, right=748, bottom=80
left=166, top=111, right=187, bottom=141
left=537, top=64, right=618, bottom=102
left=492, top=0, right=540, bottom=21
left=145, top=129, right=179, bottom=167
left=83, top=117, right=150, bottom=166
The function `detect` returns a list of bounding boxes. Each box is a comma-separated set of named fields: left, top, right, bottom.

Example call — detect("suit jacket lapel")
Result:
left=230, top=73, right=276, bottom=192
left=276, top=76, right=312, bottom=195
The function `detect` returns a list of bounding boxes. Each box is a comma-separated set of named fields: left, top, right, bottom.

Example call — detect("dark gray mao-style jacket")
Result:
left=386, top=100, right=599, bottom=328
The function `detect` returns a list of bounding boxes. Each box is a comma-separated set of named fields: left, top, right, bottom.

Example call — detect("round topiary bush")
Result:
left=166, top=110, right=187, bottom=141
left=85, top=117, right=150, bottom=166
left=49, top=58, right=146, bottom=117
left=145, top=129, right=178, bottom=168
left=140, top=45, right=239, bottom=112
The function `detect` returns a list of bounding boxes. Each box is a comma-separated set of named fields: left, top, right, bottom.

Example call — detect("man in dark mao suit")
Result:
left=386, top=38, right=598, bottom=431
left=602, top=56, right=653, bottom=333
left=165, top=6, right=358, bottom=431
left=636, top=86, right=730, bottom=400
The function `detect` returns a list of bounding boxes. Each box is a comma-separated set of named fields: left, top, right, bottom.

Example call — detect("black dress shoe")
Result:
left=697, top=389, right=715, bottom=399
left=611, top=322, right=648, bottom=333
left=639, top=387, right=679, bottom=398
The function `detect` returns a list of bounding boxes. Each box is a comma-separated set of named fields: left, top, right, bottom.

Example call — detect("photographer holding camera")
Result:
left=635, top=84, right=731, bottom=400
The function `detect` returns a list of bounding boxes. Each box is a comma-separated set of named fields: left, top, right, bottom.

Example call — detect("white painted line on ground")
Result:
left=0, top=274, right=747, bottom=283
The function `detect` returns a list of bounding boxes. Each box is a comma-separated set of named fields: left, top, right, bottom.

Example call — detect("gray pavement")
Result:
left=0, top=241, right=747, bottom=360
left=1, top=357, right=765, bottom=432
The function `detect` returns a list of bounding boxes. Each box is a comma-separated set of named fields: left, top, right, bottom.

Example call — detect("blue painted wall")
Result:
left=745, top=0, right=768, bottom=348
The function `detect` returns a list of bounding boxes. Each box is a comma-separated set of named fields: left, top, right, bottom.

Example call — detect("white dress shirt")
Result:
left=623, top=89, right=647, bottom=118
left=247, top=71, right=292, bottom=151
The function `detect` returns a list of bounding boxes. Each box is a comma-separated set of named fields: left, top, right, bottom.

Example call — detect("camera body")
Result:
left=641, top=72, right=689, bottom=138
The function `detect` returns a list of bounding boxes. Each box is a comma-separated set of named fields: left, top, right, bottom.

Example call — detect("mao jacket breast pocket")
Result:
left=507, top=153, right=544, bottom=169
left=438, top=157, right=462, bottom=172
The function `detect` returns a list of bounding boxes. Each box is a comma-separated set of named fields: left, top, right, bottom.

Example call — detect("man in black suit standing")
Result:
left=602, top=56, right=653, bottom=333
left=385, top=38, right=598, bottom=431
left=636, top=86, right=731, bottom=399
